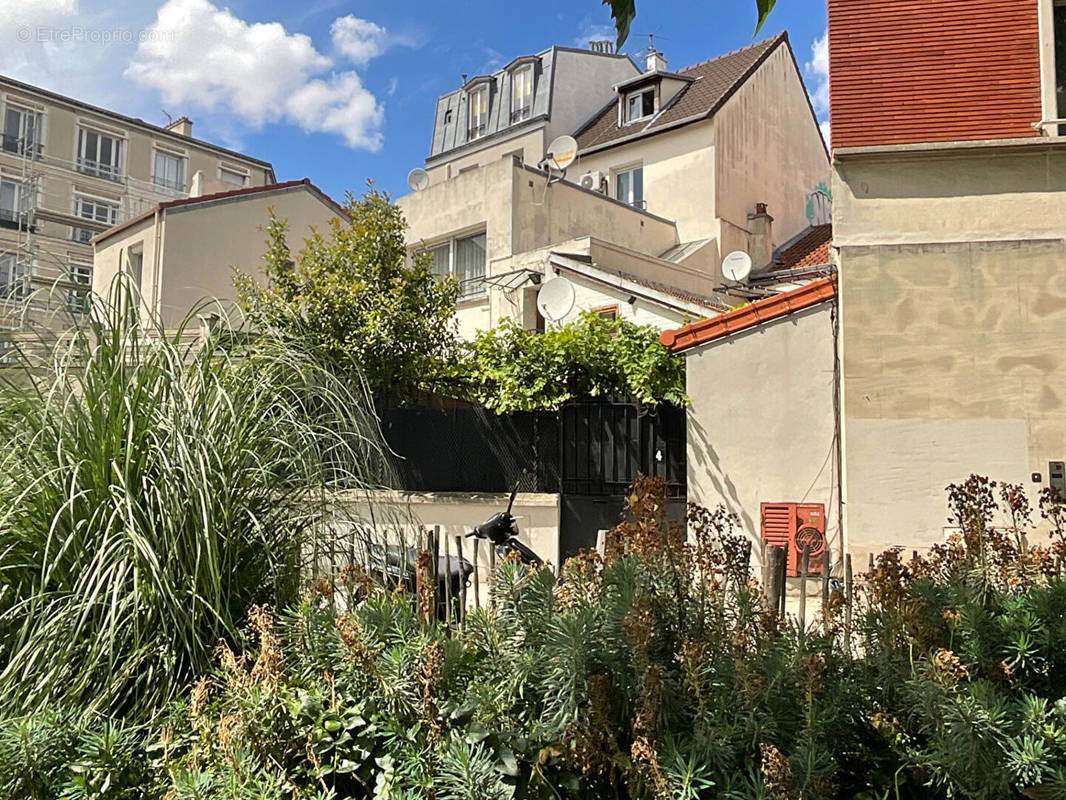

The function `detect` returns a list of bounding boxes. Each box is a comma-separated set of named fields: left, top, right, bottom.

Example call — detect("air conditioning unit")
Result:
left=579, top=171, right=607, bottom=194
left=760, top=502, right=827, bottom=577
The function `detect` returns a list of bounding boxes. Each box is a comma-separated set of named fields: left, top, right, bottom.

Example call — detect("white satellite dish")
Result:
left=407, top=168, right=430, bottom=192
left=722, top=250, right=752, bottom=283
left=546, top=135, right=578, bottom=171
left=536, top=277, right=576, bottom=321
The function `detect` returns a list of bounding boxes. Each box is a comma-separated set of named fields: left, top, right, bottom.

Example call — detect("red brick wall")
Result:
left=828, top=0, right=1043, bottom=148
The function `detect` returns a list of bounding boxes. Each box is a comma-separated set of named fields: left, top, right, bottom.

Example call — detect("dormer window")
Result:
left=468, top=84, right=489, bottom=140
left=625, top=88, right=656, bottom=124
left=510, top=64, right=534, bottom=123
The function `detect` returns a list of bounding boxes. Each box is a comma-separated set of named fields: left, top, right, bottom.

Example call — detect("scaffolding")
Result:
left=1, top=124, right=187, bottom=329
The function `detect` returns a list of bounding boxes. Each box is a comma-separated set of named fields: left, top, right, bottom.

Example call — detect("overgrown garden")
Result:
left=0, top=190, right=1063, bottom=798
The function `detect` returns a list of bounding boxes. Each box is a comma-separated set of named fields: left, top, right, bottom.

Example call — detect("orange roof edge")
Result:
left=660, top=275, right=837, bottom=352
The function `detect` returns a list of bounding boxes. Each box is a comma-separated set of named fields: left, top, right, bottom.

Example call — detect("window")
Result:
left=510, top=65, right=534, bottom=123
left=624, top=88, right=655, bottom=123
left=422, top=232, right=487, bottom=300
left=2, top=105, right=41, bottom=157
left=127, top=245, right=144, bottom=290
left=0, top=178, right=25, bottom=227
left=615, top=165, right=644, bottom=208
left=68, top=262, right=92, bottom=313
left=1056, top=1, right=1066, bottom=122
left=468, top=85, right=489, bottom=139
left=77, top=128, right=123, bottom=180
left=0, top=253, right=29, bottom=300
left=219, top=166, right=248, bottom=187
left=153, top=150, right=186, bottom=191
left=444, top=109, right=454, bottom=125
left=72, top=195, right=118, bottom=243
left=594, top=305, right=619, bottom=320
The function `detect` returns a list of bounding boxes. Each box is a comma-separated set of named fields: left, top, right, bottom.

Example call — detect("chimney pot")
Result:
left=165, top=116, right=193, bottom=137
left=645, top=49, right=668, bottom=73
left=747, top=203, right=774, bottom=273
left=755, top=202, right=768, bottom=215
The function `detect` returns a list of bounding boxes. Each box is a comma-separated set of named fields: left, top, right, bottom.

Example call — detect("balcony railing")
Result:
left=458, top=275, right=487, bottom=301
left=76, top=158, right=123, bottom=182
left=510, top=106, right=531, bottom=124
left=467, top=123, right=487, bottom=140
left=0, top=134, right=43, bottom=159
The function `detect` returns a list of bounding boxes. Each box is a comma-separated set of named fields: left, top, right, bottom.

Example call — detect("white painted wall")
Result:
left=684, top=302, right=840, bottom=565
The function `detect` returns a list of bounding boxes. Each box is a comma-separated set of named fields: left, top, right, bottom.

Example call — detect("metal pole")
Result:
left=472, top=540, right=481, bottom=609
left=456, top=535, right=467, bottom=622
left=798, top=550, right=809, bottom=637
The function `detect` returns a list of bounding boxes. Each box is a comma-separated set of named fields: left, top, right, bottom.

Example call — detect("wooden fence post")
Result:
left=766, top=545, right=786, bottom=619
left=844, top=552, right=854, bottom=647
left=472, top=540, right=481, bottom=609
left=456, top=535, right=467, bottom=623
left=443, top=532, right=453, bottom=625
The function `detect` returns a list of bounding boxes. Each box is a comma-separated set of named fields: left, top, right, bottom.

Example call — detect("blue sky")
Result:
left=0, top=0, right=829, bottom=201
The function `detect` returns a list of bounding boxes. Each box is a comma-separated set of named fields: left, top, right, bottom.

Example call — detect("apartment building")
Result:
left=0, top=75, right=274, bottom=328
left=401, top=35, right=830, bottom=339
left=827, top=0, right=1066, bottom=555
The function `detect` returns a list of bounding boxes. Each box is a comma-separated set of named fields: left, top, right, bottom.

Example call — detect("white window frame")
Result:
left=468, top=84, right=489, bottom=140
left=72, top=192, right=120, bottom=243
left=614, top=164, right=644, bottom=208
left=0, top=252, right=30, bottom=300
left=152, top=146, right=187, bottom=192
left=1039, top=0, right=1066, bottom=133
left=0, top=176, right=26, bottom=225
left=510, top=64, right=534, bottom=124
left=420, top=230, right=487, bottom=301
left=67, top=260, right=93, bottom=312
left=2, top=101, right=43, bottom=158
left=76, top=124, right=125, bottom=180
left=218, top=164, right=250, bottom=187
left=624, top=87, right=656, bottom=124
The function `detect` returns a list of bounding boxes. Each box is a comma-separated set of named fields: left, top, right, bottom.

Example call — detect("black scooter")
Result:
left=362, top=484, right=542, bottom=616
left=466, top=483, right=543, bottom=566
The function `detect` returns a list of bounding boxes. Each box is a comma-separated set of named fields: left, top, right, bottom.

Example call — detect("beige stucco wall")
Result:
left=684, top=302, right=840, bottom=565
left=834, top=142, right=1066, bottom=557
left=425, top=128, right=546, bottom=185
left=574, top=120, right=718, bottom=246
left=336, top=491, right=563, bottom=590
left=714, top=44, right=829, bottom=256
left=94, top=187, right=343, bottom=327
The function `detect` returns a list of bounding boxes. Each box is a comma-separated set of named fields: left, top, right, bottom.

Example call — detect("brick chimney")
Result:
left=646, top=49, right=667, bottom=73
left=747, top=202, right=774, bottom=272
left=165, top=116, right=193, bottom=137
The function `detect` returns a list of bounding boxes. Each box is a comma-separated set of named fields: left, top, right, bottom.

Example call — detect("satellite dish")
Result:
left=536, top=277, right=575, bottom=321
left=722, top=250, right=752, bottom=283
left=546, top=135, right=578, bottom=171
left=407, top=168, right=430, bottom=192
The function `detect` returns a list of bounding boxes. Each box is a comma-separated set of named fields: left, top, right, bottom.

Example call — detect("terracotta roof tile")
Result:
left=773, top=224, right=832, bottom=271
left=660, top=276, right=837, bottom=352
left=575, top=33, right=786, bottom=153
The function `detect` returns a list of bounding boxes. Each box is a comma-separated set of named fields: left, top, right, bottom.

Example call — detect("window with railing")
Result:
left=0, top=179, right=29, bottom=229
left=468, top=84, right=489, bottom=140
left=423, top=232, right=487, bottom=300
left=510, top=64, right=534, bottom=123
left=77, top=128, right=123, bottom=180
left=2, top=105, right=42, bottom=158
left=72, top=194, right=119, bottom=243
left=68, top=262, right=92, bottom=313
left=153, top=150, right=186, bottom=191
left=0, top=253, right=30, bottom=300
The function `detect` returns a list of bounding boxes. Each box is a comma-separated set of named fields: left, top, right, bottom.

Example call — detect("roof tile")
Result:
left=575, top=33, right=786, bottom=152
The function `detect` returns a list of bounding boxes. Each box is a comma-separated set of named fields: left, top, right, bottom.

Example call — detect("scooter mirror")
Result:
left=505, top=481, right=519, bottom=516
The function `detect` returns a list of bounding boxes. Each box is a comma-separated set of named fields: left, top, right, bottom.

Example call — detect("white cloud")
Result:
left=805, top=30, right=829, bottom=116
left=330, top=14, right=386, bottom=66
left=125, top=0, right=386, bottom=150
left=386, top=76, right=399, bottom=97
left=286, top=72, right=383, bottom=150
left=572, top=22, right=616, bottom=50
left=819, top=119, right=831, bottom=148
